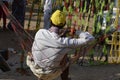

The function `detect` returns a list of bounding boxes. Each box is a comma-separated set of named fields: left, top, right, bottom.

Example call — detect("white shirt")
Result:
left=32, top=29, right=94, bottom=71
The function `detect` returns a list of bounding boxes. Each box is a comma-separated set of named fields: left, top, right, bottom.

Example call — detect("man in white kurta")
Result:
left=27, top=10, right=95, bottom=80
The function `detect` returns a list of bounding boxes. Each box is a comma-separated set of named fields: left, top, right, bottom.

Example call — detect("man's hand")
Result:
left=70, top=51, right=81, bottom=64
left=79, top=32, right=95, bottom=41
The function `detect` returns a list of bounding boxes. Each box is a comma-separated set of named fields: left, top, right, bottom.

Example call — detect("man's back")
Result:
left=32, top=29, right=70, bottom=72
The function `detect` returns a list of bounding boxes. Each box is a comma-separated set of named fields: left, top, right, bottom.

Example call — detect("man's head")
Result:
left=50, top=10, right=66, bottom=29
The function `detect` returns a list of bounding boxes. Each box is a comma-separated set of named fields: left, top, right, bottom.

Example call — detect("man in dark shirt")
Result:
left=7, top=0, right=27, bottom=30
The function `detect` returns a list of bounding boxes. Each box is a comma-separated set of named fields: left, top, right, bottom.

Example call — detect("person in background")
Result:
left=0, top=0, right=9, bottom=30
left=26, top=10, right=95, bottom=80
left=43, top=0, right=63, bottom=30
left=43, top=0, right=52, bottom=29
left=7, top=0, right=27, bottom=30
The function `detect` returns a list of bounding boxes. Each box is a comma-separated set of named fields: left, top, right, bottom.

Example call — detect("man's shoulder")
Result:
left=38, top=29, right=48, bottom=32
left=36, top=29, right=49, bottom=34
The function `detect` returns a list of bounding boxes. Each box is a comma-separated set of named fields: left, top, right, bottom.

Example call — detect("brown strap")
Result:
left=60, top=54, right=68, bottom=68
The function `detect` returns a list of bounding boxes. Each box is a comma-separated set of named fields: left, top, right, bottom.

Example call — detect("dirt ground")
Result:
left=1, top=3, right=120, bottom=80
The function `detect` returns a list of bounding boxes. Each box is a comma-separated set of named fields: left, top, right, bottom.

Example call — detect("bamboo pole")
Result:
left=109, top=0, right=120, bottom=63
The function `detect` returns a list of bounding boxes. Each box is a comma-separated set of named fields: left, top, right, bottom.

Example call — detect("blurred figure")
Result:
left=7, top=0, right=27, bottom=31
left=0, top=0, right=9, bottom=30
left=43, top=0, right=52, bottom=29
